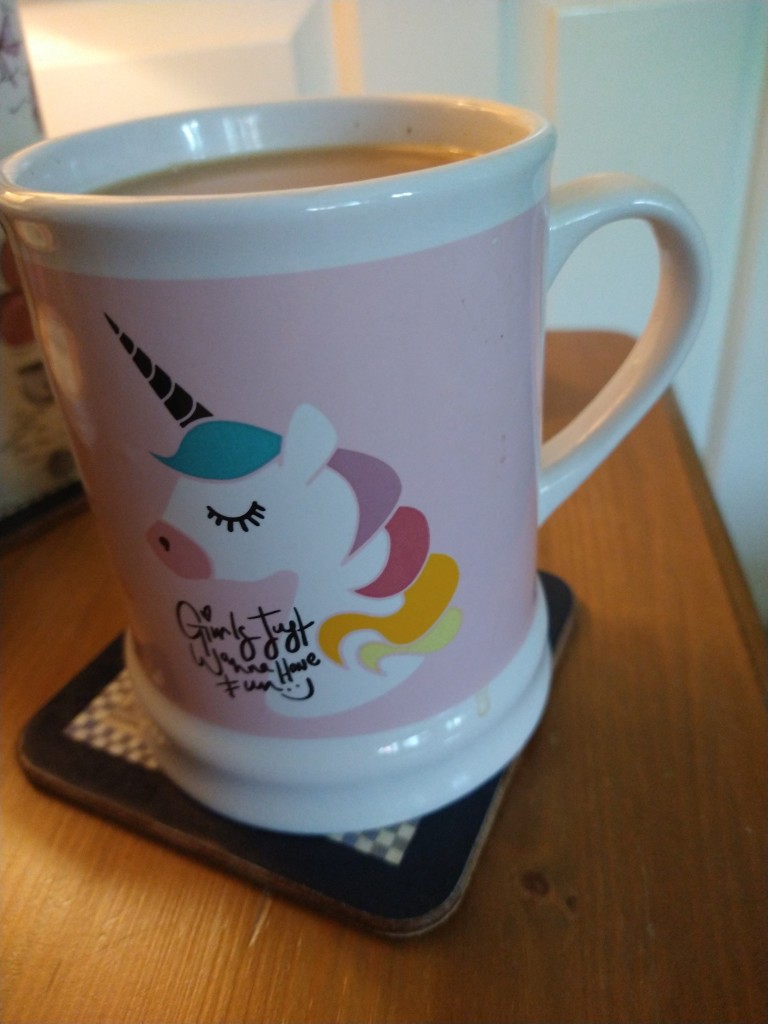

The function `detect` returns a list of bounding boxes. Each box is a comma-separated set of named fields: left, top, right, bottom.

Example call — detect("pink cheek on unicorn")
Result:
left=146, top=520, right=213, bottom=580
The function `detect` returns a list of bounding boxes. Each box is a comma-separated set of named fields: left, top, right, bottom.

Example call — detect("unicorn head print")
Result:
left=107, top=314, right=462, bottom=718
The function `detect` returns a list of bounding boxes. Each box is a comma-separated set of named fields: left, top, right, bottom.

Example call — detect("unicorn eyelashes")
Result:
left=206, top=500, right=266, bottom=532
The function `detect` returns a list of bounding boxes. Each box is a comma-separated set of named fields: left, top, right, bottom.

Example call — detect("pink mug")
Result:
left=0, top=96, right=708, bottom=831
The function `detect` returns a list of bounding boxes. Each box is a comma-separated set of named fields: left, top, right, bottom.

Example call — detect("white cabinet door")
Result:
left=348, top=0, right=767, bottom=620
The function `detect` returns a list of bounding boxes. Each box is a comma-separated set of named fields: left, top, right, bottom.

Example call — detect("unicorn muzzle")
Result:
left=147, top=520, right=213, bottom=580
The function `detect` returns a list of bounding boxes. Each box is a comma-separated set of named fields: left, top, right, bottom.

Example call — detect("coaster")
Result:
left=18, top=572, right=575, bottom=936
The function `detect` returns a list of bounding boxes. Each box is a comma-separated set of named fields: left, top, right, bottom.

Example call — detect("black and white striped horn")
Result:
left=105, top=314, right=213, bottom=428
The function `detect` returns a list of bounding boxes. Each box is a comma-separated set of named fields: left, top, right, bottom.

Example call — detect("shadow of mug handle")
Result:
left=539, top=173, right=710, bottom=524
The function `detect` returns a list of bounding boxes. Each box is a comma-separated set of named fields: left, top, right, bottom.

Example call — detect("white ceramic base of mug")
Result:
left=125, top=581, right=553, bottom=834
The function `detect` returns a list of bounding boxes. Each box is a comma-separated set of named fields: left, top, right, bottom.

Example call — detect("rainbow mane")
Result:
left=321, top=448, right=461, bottom=670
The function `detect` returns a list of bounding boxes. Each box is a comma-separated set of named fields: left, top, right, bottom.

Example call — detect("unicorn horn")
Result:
left=105, top=314, right=213, bottom=428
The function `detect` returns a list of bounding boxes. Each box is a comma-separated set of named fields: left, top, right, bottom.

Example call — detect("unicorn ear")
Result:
left=281, top=404, right=337, bottom=481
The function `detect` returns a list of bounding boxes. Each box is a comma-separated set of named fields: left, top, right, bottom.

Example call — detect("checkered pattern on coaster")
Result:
left=64, top=670, right=419, bottom=866
left=327, top=822, right=418, bottom=865
left=66, top=670, right=159, bottom=770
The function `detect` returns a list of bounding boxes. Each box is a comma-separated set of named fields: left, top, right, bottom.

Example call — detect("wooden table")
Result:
left=2, top=333, right=766, bottom=1023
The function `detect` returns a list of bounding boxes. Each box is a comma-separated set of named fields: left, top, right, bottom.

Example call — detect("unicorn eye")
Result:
left=206, top=500, right=266, bottom=532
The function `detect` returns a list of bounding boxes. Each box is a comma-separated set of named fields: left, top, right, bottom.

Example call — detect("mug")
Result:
left=0, top=96, right=708, bottom=832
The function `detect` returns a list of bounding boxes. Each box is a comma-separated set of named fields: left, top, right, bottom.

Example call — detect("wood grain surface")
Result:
left=2, top=332, right=765, bottom=1024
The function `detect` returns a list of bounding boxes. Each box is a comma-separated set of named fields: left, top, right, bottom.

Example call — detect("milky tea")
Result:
left=94, top=143, right=479, bottom=196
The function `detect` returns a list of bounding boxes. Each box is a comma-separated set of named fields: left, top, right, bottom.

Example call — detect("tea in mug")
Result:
left=93, top=143, right=480, bottom=196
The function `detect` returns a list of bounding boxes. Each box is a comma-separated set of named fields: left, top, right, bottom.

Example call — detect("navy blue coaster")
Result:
left=18, top=572, right=574, bottom=936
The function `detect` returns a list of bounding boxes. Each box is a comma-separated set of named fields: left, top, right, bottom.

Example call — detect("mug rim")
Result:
left=0, top=94, right=552, bottom=207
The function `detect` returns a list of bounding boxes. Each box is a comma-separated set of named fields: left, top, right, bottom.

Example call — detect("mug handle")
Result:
left=539, top=173, right=709, bottom=524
